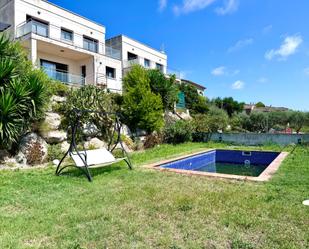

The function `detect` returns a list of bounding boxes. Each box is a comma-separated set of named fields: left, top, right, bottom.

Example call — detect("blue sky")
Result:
left=49, top=0, right=309, bottom=111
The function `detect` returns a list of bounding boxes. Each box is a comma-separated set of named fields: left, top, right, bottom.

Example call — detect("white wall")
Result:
left=14, top=0, right=106, bottom=53
left=107, top=35, right=168, bottom=73
left=96, top=54, right=123, bottom=92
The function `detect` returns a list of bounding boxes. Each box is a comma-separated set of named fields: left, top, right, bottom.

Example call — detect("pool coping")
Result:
left=144, top=149, right=289, bottom=182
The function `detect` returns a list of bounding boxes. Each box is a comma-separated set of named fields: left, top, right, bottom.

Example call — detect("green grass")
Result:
left=0, top=142, right=308, bottom=248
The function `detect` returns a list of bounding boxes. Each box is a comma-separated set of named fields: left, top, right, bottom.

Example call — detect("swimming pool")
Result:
left=147, top=149, right=288, bottom=181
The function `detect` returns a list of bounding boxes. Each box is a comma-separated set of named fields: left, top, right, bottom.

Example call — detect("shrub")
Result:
left=122, top=65, right=164, bottom=134
left=61, top=85, right=115, bottom=142
left=191, top=108, right=228, bottom=141
left=164, top=120, right=194, bottom=144
left=148, top=69, right=179, bottom=111
left=26, top=141, right=45, bottom=165
left=179, top=83, right=209, bottom=114
left=47, top=144, right=63, bottom=162
left=0, top=35, right=50, bottom=150
left=143, top=132, right=163, bottom=149
left=48, top=80, right=70, bottom=97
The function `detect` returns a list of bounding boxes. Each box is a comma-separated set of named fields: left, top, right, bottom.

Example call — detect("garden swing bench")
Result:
left=55, top=108, right=133, bottom=182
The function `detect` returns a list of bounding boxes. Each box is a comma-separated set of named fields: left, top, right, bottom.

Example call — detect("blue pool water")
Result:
left=160, top=150, right=280, bottom=177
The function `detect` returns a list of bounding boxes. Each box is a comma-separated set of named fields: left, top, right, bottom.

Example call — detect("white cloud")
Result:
left=173, top=0, right=238, bottom=15
left=262, top=25, right=273, bottom=34
left=158, top=0, right=167, bottom=11
left=211, top=66, right=226, bottom=76
left=228, top=38, right=253, bottom=53
left=215, top=0, right=239, bottom=15
left=265, top=35, right=303, bottom=60
left=231, top=80, right=244, bottom=90
left=257, top=77, right=268, bottom=83
left=173, top=0, right=216, bottom=15
left=304, top=67, right=309, bottom=75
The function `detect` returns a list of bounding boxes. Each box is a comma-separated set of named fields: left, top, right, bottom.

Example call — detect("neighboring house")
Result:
left=181, top=79, right=206, bottom=96
left=0, top=0, right=206, bottom=95
left=244, top=104, right=289, bottom=115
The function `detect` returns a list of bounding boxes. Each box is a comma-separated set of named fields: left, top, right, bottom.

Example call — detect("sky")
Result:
left=48, top=0, right=309, bottom=111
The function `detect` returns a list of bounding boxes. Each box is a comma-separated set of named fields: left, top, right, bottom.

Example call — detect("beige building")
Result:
left=0, top=0, right=206, bottom=96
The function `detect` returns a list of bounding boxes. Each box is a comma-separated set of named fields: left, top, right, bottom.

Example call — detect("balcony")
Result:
left=16, top=20, right=49, bottom=38
left=105, top=46, right=121, bottom=60
left=16, top=20, right=106, bottom=55
left=42, top=68, right=85, bottom=86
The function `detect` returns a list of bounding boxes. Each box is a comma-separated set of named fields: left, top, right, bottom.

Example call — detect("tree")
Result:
left=0, top=34, right=50, bottom=150
left=179, top=83, right=208, bottom=114
left=212, top=97, right=244, bottom=117
left=289, top=111, right=307, bottom=134
left=122, top=65, right=164, bottom=134
left=255, top=102, right=266, bottom=108
left=148, top=69, right=179, bottom=111
left=192, top=107, right=228, bottom=141
left=249, top=112, right=268, bottom=133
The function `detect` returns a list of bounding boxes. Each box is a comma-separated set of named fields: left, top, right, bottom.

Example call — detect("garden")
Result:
left=0, top=35, right=309, bottom=248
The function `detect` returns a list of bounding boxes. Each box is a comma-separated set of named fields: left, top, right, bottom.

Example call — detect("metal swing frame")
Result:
left=55, top=108, right=133, bottom=182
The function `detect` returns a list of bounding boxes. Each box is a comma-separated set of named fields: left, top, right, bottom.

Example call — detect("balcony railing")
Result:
left=16, top=21, right=120, bottom=57
left=105, top=46, right=121, bottom=60
left=42, top=68, right=85, bottom=86
left=16, top=20, right=49, bottom=38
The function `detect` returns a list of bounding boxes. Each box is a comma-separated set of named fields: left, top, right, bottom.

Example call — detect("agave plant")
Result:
left=0, top=34, right=50, bottom=150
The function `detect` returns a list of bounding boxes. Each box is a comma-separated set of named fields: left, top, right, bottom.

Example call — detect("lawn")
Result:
left=0, top=142, right=308, bottom=249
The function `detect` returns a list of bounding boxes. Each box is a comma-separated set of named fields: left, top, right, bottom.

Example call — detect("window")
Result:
left=156, top=63, right=163, bottom=72
left=40, top=59, right=69, bottom=83
left=144, top=59, right=150, bottom=68
left=83, top=36, right=98, bottom=53
left=128, top=52, right=138, bottom=61
left=26, top=15, right=49, bottom=37
left=106, top=66, right=116, bottom=79
left=61, top=28, right=73, bottom=42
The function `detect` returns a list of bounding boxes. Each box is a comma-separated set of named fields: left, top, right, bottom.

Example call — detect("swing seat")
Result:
left=71, top=148, right=121, bottom=168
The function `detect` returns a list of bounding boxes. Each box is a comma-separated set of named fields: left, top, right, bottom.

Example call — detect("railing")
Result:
left=123, top=58, right=141, bottom=68
left=42, top=68, right=85, bottom=86
left=105, top=46, right=121, bottom=60
left=16, top=20, right=121, bottom=57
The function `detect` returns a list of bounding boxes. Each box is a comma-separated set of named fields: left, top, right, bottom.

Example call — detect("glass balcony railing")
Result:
left=42, top=68, right=85, bottom=86
left=16, top=20, right=49, bottom=38
left=105, top=46, right=121, bottom=60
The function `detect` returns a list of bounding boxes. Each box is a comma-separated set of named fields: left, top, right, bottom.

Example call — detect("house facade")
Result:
left=0, top=0, right=205, bottom=96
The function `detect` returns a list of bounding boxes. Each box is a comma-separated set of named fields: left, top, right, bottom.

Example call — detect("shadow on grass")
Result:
left=58, top=162, right=126, bottom=181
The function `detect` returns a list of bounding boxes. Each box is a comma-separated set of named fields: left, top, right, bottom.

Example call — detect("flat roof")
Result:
left=181, top=79, right=206, bottom=90
left=107, top=34, right=166, bottom=56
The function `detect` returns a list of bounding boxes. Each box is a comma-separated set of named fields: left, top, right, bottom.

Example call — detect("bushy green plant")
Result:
left=48, top=80, right=70, bottom=97
left=212, top=97, right=244, bottom=117
left=61, top=85, right=115, bottom=142
left=0, top=35, right=50, bottom=150
left=179, top=83, right=209, bottom=114
left=148, top=69, right=179, bottom=110
left=122, top=65, right=164, bottom=134
left=47, top=144, right=63, bottom=162
left=164, top=120, right=194, bottom=144
left=192, top=108, right=228, bottom=141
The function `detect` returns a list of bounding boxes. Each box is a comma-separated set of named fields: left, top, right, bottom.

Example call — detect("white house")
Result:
left=0, top=0, right=205, bottom=96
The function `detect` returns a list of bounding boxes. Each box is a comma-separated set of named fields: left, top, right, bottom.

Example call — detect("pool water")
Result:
left=160, top=150, right=280, bottom=177
left=196, top=162, right=267, bottom=177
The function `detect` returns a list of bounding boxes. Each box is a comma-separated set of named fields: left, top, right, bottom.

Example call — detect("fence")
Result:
left=209, top=133, right=309, bottom=146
